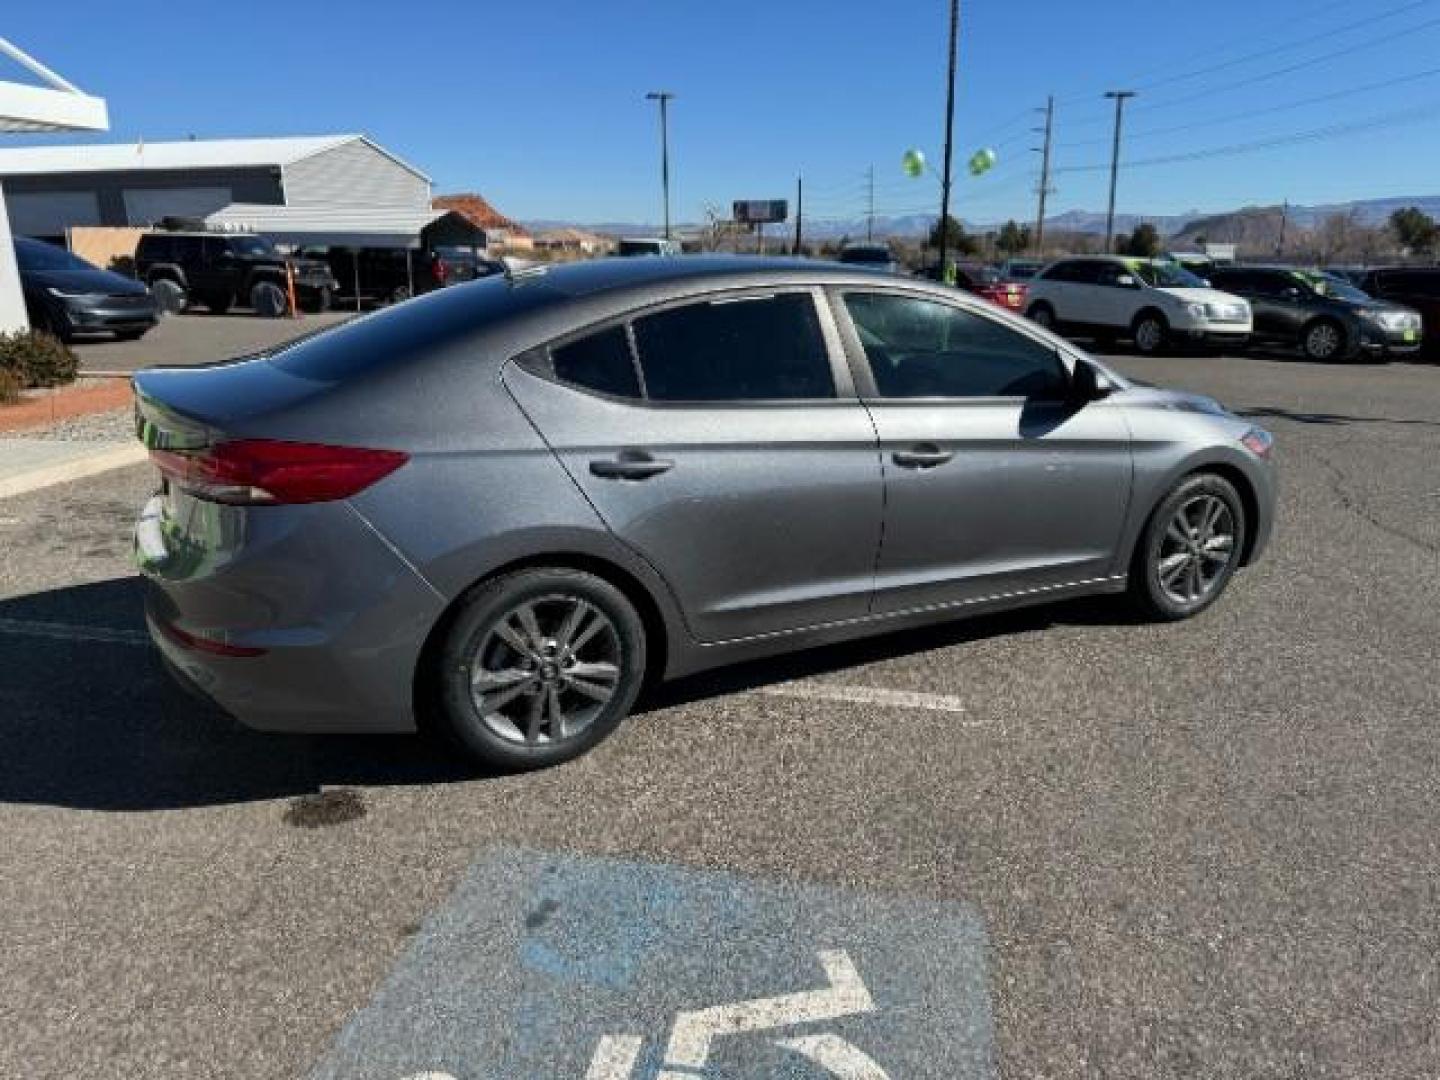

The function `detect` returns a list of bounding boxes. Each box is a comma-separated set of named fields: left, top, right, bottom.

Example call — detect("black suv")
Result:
left=1356, top=267, right=1439, bottom=357
left=1208, top=266, right=1423, bottom=362
left=134, top=231, right=338, bottom=316
left=299, top=246, right=504, bottom=307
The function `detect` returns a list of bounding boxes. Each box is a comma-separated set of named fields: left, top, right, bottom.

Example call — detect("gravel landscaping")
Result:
left=0, top=405, right=133, bottom=442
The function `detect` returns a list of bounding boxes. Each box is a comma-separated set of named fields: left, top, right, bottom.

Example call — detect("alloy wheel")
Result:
left=1156, top=494, right=1237, bottom=605
left=468, top=594, right=622, bottom=746
left=1135, top=318, right=1164, bottom=353
left=1305, top=322, right=1341, bottom=360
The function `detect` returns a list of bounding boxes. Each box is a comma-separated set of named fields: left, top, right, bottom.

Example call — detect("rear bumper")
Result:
left=137, top=493, right=445, bottom=734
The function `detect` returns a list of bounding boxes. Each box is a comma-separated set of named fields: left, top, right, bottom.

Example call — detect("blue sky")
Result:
left=7, top=0, right=1440, bottom=228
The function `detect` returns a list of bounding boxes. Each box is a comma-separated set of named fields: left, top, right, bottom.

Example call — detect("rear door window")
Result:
left=631, top=293, right=835, bottom=401
left=550, top=325, right=642, bottom=399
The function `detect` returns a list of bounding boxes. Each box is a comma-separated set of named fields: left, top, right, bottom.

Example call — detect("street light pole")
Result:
left=1032, top=95, right=1054, bottom=258
left=1103, top=90, right=1135, bottom=254
left=936, top=0, right=960, bottom=280
left=645, top=91, right=675, bottom=240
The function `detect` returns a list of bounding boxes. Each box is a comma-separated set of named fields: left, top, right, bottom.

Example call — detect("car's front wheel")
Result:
left=1132, top=311, right=1169, bottom=355
left=1130, top=473, right=1247, bottom=621
left=436, top=568, right=647, bottom=770
left=1301, top=318, right=1345, bottom=362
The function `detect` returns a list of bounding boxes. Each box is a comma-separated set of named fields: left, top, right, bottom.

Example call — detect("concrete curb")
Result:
left=0, top=443, right=148, bottom=500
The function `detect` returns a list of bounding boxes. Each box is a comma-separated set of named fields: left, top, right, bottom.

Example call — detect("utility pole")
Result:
left=865, top=165, right=875, bottom=242
left=1276, top=199, right=1289, bottom=258
left=936, top=0, right=960, bottom=279
left=1103, top=90, right=1135, bottom=255
left=793, top=174, right=804, bottom=255
left=645, top=91, right=675, bottom=240
left=1032, top=95, right=1055, bottom=258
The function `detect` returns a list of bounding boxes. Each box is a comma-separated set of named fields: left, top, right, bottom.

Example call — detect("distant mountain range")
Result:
left=524, top=195, right=1440, bottom=242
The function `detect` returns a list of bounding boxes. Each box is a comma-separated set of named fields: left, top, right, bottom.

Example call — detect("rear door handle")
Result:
left=589, top=451, right=675, bottom=480
left=892, top=443, right=955, bottom=469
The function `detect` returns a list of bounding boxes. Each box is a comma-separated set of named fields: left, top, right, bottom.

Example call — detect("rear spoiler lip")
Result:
left=132, top=373, right=215, bottom=452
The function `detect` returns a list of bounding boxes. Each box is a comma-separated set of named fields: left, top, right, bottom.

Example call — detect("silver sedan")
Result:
left=134, top=256, right=1276, bottom=769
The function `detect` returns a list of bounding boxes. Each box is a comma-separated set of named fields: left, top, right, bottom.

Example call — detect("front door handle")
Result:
left=589, top=451, right=675, bottom=480
left=892, top=443, right=954, bottom=469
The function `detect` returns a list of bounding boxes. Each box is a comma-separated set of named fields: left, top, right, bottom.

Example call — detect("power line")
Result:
left=1053, top=98, right=1440, bottom=174
left=1058, top=63, right=1440, bottom=150
left=1129, top=0, right=1432, bottom=94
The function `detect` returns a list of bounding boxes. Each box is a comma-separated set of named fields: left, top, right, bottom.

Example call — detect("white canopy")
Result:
left=1, top=38, right=109, bottom=332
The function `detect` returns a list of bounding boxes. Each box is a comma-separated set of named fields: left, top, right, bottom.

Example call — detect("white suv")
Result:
left=1025, top=256, right=1252, bottom=354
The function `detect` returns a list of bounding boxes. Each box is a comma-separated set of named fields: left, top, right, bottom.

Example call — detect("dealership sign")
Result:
left=733, top=199, right=788, bottom=224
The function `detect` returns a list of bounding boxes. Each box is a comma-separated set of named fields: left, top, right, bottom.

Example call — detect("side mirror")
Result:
left=1069, top=359, right=1113, bottom=403
left=1281, top=286, right=1302, bottom=301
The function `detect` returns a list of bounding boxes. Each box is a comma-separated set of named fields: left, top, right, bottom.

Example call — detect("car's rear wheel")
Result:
left=437, top=568, right=647, bottom=770
left=1132, top=311, right=1168, bottom=355
left=1301, top=318, right=1345, bottom=362
left=249, top=280, right=288, bottom=317
left=1027, top=301, right=1057, bottom=330
left=1130, top=473, right=1247, bottom=621
left=389, top=285, right=411, bottom=305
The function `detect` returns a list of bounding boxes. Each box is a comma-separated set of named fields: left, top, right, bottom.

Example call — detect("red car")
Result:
left=954, top=262, right=1028, bottom=312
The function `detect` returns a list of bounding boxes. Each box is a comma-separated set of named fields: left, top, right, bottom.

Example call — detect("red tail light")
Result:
left=433, top=255, right=449, bottom=285
left=151, top=439, right=409, bottom=505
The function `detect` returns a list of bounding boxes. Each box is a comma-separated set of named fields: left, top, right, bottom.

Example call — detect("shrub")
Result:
left=0, top=330, right=80, bottom=388
left=0, top=367, right=20, bottom=405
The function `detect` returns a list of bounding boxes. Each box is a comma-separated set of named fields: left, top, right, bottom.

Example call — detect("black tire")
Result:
left=1132, top=310, right=1169, bottom=355
left=1300, top=318, right=1346, bottom=362
left=1129, top=472, right=1248, bottom=621
left=436, top=568, right=647, bottom=770
left=1027, top=302, right=1057, bottom=330
left=249, top=280, right=288, bottom=317
left=388, top=284, right=412, bottom=306
left=204, top=292, right=233, bottom=315
left=149, top=278, right=187, bottom=316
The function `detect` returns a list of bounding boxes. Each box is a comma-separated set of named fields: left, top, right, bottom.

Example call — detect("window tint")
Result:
left=844, top=293, right=1069, bottom=400
left=632, top=293, right=834, bottom=401
left=1093, top=262, right=1128, bottom=287
left=551, top=325, right=642, bottom=399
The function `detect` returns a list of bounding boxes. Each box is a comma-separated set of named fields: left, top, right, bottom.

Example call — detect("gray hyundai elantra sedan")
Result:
left=134, top=256, right=1275, bottom=768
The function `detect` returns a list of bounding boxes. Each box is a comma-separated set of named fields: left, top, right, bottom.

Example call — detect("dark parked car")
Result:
left=1208, top=266, right=1422, bottom=361
left=434, top=246, right=507, bottom=284
left=836, top=243, right=902, bottom=274
left=1355, top=267, right=1439, bottom=356
left=134, top=231, right=337, bottom=316
left=14, top=237, right=157, bottom=342
left=134, top=256, right=1275, bottom=770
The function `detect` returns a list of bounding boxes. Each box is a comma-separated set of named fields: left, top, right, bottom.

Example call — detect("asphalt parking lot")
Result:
left=2, top=347, right=1438, bottom=1078
left=73, top=309, right=355, bottom=374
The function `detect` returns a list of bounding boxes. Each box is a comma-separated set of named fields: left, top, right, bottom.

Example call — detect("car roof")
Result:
left=515, top=254, right=912, bottom=299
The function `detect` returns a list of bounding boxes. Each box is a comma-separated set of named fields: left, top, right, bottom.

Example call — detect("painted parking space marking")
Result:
left=310, top=849, right=994, bottom=1079
left=753, top=681, right=971, bottom=715
left=0, top=617, right=150, bottom=647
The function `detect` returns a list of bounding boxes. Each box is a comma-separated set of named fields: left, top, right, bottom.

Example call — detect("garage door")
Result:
left=122, top=186, right=233, bottom=226
left=5, top=191, right=101, bottom=238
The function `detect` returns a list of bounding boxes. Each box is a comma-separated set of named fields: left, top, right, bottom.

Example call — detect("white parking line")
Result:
left=0, top=443, right=147, bottom=500
left=753, top=682, right=969, bottom=715
left=0, top=617, right=150, bottom=647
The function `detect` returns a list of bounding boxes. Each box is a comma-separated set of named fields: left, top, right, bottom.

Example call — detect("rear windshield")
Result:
left=15, top=239, right=97, bottom=273
left=266, top=275, right=557, bottom=381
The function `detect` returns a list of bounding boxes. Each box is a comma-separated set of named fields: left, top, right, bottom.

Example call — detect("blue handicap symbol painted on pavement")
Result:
left=309, top=849, right=994, bottom=1079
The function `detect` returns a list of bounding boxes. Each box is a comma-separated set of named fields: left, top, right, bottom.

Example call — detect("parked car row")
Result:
left=11, top=231, right=510, bottom=342
left=1022, top=255, right=1434, bottom=361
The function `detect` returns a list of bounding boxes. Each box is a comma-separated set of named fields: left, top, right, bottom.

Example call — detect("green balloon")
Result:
left=968, top=147, right=997, bottom=176
left=902, top=148, right=926, bottom=178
